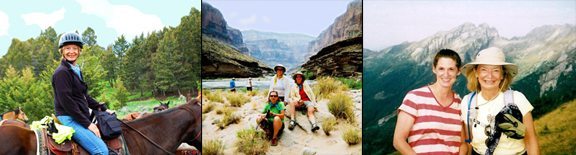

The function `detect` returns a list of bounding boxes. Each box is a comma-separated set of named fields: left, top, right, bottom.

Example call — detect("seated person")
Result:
left=256, top=91, right=285, bottom=146
left=287, top=72, right=319, bottom=132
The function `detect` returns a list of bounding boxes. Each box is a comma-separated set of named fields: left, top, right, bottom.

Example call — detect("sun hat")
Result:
left=274, top=64, right=286, bottom=72
left=292, top=71, right=305, bottom=81
left=462, top=47, right=518, bottom=79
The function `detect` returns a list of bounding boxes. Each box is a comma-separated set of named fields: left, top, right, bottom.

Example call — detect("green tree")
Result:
left=82, top=27, right=97, bottom=46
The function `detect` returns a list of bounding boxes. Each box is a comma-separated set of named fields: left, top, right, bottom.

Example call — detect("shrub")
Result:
left=321, top=117, right=338, bottom=136
left=206, top=90, right=224, bottom=103
left=217, top=108, right=240, bottom=129
left=202, top=102, right=215, bottom=114
left=314, top=77, right=346, bottom=99
left=327, top=92, right=356, bottom=123
left=227, top=92, right=250, bottom=107
left=336, top=77, right=362, bottom=90
left=202, top=139, right=224, bottom=155
left=235, top=128, right=269, bottom=155
left=342, top=124, right=361, bottom=145
left=247, top=89, right=258, bottom=96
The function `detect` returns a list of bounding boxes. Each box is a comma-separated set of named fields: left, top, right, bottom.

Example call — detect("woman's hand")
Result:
left=88, top=123, right=101, bottom=138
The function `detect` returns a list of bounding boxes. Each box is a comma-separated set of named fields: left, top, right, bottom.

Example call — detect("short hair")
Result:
left=464, top=65, right=514, bottom=92
left=433, top=49, right=462, bottom=69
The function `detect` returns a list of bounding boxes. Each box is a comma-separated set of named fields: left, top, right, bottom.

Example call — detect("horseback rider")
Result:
left=52, top=32, right=114, bottom=155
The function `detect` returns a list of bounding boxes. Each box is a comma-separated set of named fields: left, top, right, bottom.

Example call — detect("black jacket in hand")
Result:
left=53, top=59, right=106, bottom=128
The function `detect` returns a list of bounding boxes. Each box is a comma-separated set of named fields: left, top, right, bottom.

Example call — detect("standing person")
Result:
left=268, top=64, right=291, bottom=103
left=247, top=77, right=253, bottom=91
left=230, top=78, right=236, bottom=92
left=52, top=32, right=113, bottom=155
left=256, top=91, right=286, bottom=146
left=460, top=47, right=539, bottom=155
left=393, top=49, right=465, bottom=154
left=287, top=72, right=319, bottom=132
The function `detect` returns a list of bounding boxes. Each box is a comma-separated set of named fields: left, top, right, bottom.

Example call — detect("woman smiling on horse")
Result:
left=52, top=32, right=114, bottom=155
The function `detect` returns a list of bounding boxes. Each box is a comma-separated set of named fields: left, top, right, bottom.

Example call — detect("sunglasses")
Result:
left=269, top=95, right=278, bottom=97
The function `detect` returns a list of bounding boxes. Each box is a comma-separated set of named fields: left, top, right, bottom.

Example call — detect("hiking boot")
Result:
left=311, top=123, right=320, bottom=132
left=288, top=120, right=296, bottom=130
left=271, top=137, right=278, bottom=146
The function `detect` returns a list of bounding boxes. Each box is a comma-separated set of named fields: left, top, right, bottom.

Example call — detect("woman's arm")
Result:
left=523, top=112, right=540, bottom=155
left=393, top=111, right=417, bottom=155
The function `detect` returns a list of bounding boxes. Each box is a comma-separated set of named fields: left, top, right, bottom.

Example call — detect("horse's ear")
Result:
left=14, top=107, right=20, bottom=115
left=167, top=101, right=171, bottom=106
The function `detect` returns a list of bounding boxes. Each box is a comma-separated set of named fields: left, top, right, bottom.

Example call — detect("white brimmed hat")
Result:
left=274, top=64, right=286, bottom=72
left=462, top=47, right=518, bottom=78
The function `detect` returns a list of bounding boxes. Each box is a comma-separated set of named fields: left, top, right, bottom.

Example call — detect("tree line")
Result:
left=0, top=8, right=201, bottom=120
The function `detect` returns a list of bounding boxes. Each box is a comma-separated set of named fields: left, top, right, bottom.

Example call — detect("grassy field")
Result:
left=535, top=99, right=576, bottom=154
left=115, top=96, right=187, bottom=118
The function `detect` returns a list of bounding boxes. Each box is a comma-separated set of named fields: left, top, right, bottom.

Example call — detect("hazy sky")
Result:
left=0, top=0, right=201, bottom=57
left=204, top=0, right=352, bottom=37
left=364, top=0, right=576, bottom=50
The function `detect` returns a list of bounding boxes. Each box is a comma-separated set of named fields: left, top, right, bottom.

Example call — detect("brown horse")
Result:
left=1, top=107, right=29, bottom=122
left=123, top=101, right=171, bottom=121
left=0, top=99, right=202, bottom=155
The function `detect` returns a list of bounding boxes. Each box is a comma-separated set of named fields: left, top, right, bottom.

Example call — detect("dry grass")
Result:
left=535, top=99, right=576, bottom=154
left=247, top=89, right=258, bottom=96
left=314, top=77, right=348, bottom=100
left=227, top=92, right=250, bottom=107
left=202, top=102, right=215, bottom=114
left=205, top=90, right=224, bottom=103
left=216, top=107, right=240, bottom=129
left=328, top=92, right=356, bottom=123
left=202, top=139, right=224, bottom=155
left=321, top=117, right=338, bottom=136
left=235, top=128, right=270, bottom=155
left=261, top=88, right=269, bottom=97
left=342, top=124, right=361, bottom=145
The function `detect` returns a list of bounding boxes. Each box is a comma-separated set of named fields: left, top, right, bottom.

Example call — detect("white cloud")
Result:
left=75, top=0, right=164, bottom=38
left=0, top=11, right=8, bottom=36
left=21, top=8, right=65, bottom=30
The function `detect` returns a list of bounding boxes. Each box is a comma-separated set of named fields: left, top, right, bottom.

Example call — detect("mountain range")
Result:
left=242, top=30, right=314, bottom=70
left=362, top=23, right=576, bottom=154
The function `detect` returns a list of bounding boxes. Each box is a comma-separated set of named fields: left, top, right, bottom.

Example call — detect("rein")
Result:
left=120, top=120, right=174, bottom=155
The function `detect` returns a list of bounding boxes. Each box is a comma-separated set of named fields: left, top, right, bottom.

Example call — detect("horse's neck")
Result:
left=124, top=106, right=195, bottom=152
left=2, top=112, right=15, bottom=120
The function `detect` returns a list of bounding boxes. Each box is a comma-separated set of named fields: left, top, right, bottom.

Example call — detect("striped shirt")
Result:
left=398, top=86, right=462, bottom=155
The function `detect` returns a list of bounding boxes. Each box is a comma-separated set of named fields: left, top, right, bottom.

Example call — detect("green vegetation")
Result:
left=336, top=77, right=362, bottom=90
left=535, top=99, right=576, bottom=154
left=235, top=128, right=270, bottom=155
left=0, top=7, right=201, bottom=121
left=328, top=92, right=356, bottom=123
left=202, top=139, right=224, bottom=155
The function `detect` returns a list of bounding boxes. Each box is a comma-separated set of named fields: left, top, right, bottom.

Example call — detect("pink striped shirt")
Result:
left=398, top=86, right=462, bottom=155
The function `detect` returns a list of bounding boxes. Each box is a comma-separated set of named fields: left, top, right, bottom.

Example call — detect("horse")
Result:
left=0, top=99, right=202, bottom=155
left=123, top=101, right=171, bottom=121
left=1, top=107, right=29, bottom=122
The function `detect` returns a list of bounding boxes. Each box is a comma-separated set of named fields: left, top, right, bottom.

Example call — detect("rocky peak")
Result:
left=202, top=2, right=249, bottom=54
left=307, top=0, right=362, bottom=57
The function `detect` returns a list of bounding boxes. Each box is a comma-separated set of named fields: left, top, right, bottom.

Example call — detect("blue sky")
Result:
left=204, top=0, right=352, bottom=37
left=364, top=0, right=576, bottom=50
left=0, top=0, right=201, bottom=57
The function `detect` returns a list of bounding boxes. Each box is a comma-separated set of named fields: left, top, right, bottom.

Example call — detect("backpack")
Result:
left=465, top=90, right=516, bottom=143
left=95, top=110, right=122, bottom=140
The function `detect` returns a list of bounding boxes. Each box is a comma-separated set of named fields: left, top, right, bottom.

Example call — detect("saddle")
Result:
left=35, top=128, right=126, bottom=155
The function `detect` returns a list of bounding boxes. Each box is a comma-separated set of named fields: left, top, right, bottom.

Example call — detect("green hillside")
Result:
left=535, top=99, right=576, bottom=154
